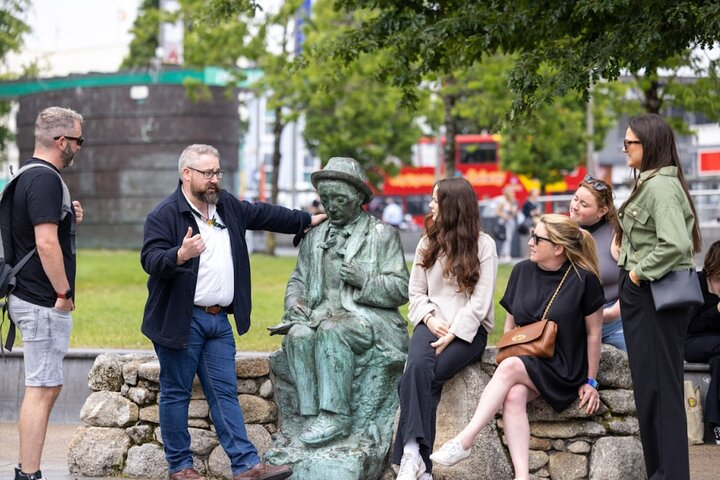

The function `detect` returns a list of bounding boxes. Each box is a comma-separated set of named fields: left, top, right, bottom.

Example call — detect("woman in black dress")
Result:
left=431, top=214, right=605, bottom=480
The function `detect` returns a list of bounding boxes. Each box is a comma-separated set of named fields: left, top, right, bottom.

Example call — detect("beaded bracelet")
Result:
left=586, top=378, right=599, bottom=389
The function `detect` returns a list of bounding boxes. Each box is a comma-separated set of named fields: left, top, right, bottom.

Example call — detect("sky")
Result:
left=6, top=0, right=140, bottom=77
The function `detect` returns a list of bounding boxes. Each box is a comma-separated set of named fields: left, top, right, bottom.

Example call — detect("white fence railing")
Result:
left=537, top=189, right=720, bottom=227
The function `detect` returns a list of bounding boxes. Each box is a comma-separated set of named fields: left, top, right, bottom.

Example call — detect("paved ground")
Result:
left=0, top=422, right=716, bottom=479
left=0, top=423, right=150, bottom=480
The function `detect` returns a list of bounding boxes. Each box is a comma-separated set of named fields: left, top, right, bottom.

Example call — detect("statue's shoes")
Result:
left=299, top=413, right=352, bottom=447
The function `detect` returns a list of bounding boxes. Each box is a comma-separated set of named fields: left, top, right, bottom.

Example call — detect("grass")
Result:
left=19, top=250, right=512, bottom=351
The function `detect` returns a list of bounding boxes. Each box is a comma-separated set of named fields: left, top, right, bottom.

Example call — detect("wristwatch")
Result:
left=56, top=288, right=73, bottom=300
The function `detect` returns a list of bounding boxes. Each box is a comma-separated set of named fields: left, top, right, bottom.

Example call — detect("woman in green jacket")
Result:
left=617, top=113, right=701, bottom=480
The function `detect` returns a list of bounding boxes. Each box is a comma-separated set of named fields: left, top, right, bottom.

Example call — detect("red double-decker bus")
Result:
left=377, top=134, right=586, bottom=227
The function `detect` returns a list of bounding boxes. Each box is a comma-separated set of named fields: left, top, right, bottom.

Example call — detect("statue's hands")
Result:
left=430, top=332, right=456, bottom=356
left=282, top=302, right=311, bottom=324
left=270, top=303, right=312, bottom=336
left=340, top=261, right=367, bottom=288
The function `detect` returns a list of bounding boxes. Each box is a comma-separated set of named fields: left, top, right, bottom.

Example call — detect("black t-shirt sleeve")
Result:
left=581, top=271, right=606, bottom=316
left=26, top=172, right=63, bottom=225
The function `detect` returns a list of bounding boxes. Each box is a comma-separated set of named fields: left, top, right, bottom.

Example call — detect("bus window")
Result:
left=406, top=195, right=431, bottom=217
left=459, top=141, right=497, bottom=165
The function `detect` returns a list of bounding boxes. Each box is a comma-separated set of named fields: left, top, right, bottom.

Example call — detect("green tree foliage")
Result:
left=626, top=49, right=720, bottom=131
left=121, top=0, right=256, bottom=72
left=124, top=0, right=426, bottom=184
left=120, top=0, right=160, bottom=70
left=298, top=0, right=424, bottom=183
left=0, top=0, right=30, bottom=162
left=332, top=0, right=720, bottom=116
left=424, top=56, right=621, bottom=185
left=243, top=0, right=303, bottom=255
left=0, top=0, right=28, bottom=64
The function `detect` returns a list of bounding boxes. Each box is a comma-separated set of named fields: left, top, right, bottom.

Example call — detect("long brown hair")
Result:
left=420, top=177, right=481, bottom=294
left=618, top=113, right=701, bottom=253
left=541, top=214, right=601, bottom=280
left=703, top=241, right=720, bottom=279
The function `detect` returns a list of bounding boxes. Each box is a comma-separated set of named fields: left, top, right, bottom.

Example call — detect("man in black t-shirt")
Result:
left=7, top=106, right=84, bottom=480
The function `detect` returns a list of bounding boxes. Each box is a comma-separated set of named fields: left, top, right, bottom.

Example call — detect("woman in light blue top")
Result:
left=569, top=175, right=626, bottom=352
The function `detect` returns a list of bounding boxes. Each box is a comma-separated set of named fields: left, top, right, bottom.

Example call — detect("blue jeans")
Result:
left=154, top=308, right=260, bottom=476
left=602, top=306, right=627, bottom=352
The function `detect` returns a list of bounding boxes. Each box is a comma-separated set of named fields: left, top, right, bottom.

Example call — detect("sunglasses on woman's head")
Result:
left=583, top=174, right=609, bottom=192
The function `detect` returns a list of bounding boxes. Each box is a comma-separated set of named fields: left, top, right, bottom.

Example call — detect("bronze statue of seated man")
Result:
left=269, top=157, right=409, bottom=456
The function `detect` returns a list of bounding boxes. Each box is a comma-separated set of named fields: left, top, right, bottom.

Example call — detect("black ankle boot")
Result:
left=14, top=467, right=44, bottom=480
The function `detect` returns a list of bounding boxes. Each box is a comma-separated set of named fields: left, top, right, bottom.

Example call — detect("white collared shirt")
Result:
left=182, top=192, right=234, bottom=307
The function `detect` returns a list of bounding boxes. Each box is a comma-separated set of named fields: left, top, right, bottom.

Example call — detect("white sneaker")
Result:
left=429, top=438, right=471, bottom=466
left=420, top=474, right=433, bottom=480
left=397, top=453, right=426, bottom=480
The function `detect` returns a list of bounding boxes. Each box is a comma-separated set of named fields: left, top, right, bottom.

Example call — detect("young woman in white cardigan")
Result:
left=392, top=177, right=498, bottom=480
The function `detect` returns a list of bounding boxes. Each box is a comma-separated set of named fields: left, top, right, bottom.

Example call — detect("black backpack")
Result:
left=0, top=163, right=71, bottom=354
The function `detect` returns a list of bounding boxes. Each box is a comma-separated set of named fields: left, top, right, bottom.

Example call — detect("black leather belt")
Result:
left=195, top=305, right=225, bottom=315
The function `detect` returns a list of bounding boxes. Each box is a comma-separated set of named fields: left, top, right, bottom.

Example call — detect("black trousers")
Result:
left=685, top=335, right=720, bottom=426
left=620, top=270, right=690, bottom=480
left=391, top=323, right=487, bottom=472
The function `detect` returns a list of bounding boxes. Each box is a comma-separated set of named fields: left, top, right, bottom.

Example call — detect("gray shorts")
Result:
left=8, top=294, right=73, bottom=387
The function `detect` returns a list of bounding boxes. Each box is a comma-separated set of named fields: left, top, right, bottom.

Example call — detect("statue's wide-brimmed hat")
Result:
left=311, top=157, right=373, bottom=205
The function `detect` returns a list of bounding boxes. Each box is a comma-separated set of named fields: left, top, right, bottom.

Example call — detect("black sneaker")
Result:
left=713, top=424, right=720, bottom=445
left=14, top=467, right=45, bottom=480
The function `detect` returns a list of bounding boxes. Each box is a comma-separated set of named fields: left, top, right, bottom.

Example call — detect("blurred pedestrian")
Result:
left=308, top=198, right=325, bottom=215
left=495, top=185, right=518, bottom=263
left=479, top=194, right=498, bottom=241
left=520, top=188, right=541, bottom=233
left=383, top=197, right=404, bottom=228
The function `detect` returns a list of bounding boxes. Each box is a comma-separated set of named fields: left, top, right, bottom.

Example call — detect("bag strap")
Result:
left=11, top=163, right=71, bottom=221
left=541, top=266, right=571, bottom=320
left=1, top=302, right=14, bottom=356
left=10, top=248, right=36, bottom=276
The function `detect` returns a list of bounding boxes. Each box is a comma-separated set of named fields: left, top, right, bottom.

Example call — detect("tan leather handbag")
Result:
left=496, top=266, right=570, bottom=364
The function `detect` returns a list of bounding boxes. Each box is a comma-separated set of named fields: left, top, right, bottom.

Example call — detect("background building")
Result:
left=1, top=69, right=241, bottom=248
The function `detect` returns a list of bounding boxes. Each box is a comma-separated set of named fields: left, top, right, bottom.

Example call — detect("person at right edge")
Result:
left=616, top=113, right=702, bottom=480
left=684, top=240, right=720, bottom=445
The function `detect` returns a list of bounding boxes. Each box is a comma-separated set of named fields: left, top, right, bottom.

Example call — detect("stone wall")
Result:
left=68, top=352, right=278, bottom=479
left=422, top=345, right=645, bottom=480
left=69, top=346, right=644, bottom=480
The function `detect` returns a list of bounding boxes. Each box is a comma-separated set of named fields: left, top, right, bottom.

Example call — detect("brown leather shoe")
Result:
left=169, top=467, right=205, bottom=480
left=233, top=463, right=292, bottom=480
